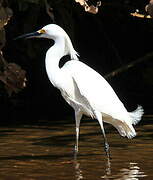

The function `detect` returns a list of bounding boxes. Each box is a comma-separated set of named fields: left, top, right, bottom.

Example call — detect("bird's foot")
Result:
left=104, top=143, right=111, bottom=159
left=74, top=144, right=79, bottom=153
left=74, top=145, right=79, bottom=160
left=104, top=142, right=109, bottom=152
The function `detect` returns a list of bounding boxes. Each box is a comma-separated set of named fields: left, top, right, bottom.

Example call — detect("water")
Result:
left=0, top=116, right=152, bottom=180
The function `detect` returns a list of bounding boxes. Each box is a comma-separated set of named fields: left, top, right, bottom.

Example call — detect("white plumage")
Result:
left=17, top=24, right=144, bottom=157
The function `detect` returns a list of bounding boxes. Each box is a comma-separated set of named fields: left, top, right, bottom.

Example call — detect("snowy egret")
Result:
left=16, top=24, right=144, bottom=158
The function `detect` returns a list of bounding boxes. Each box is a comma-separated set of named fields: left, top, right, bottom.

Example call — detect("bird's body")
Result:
left=55, top=59, right=141, bottom=139
left=17, top=24, right=144, bottom=157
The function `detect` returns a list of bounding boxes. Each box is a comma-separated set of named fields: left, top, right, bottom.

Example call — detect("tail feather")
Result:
left=129, top=105, right=144, bottom=125
left=116, top=105, right=144, bottom=138
left=112, top=120, right=136, bottom=139
left=103, top=105, right=144, bottom=139
left=104, top=116, right=137, bottom=138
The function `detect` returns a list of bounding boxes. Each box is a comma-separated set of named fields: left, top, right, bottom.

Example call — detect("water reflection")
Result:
left=0, top=117, right=152, bottom=179
left=74, top=159, right=83, bottom=180
left=74, top=155, right=146, bottom=180
left=105, top=157, right=111, bottom=176
left=101, top=162, right=147, bottom=180
left=74, top=156, right=111, bottom=180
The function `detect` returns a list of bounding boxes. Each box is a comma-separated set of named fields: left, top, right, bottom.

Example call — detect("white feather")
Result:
left=23, top=24, right=144, bottom=153
left=62, top=60, right=143, bottom=138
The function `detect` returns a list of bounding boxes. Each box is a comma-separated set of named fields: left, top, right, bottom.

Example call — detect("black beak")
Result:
left=14, top=31, right=41, bottom=40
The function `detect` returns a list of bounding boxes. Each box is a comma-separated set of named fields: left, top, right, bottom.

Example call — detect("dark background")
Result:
left=1, top=0, right=153, bottom=124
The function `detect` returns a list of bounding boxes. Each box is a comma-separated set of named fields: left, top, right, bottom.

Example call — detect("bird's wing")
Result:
left=63, top=60, right=126, bottom=119
left=71, top=76, right=95, bottom=118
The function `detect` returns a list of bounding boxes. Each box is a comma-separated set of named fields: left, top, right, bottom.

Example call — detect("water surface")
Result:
left=0, top=117, right=152, bottom=179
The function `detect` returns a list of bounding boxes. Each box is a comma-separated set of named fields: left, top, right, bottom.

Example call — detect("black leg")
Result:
left=104, top=141, right=111, bottom=159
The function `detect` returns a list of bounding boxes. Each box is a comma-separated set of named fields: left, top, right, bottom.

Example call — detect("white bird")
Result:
left=16, top=24, right=144, bottom=158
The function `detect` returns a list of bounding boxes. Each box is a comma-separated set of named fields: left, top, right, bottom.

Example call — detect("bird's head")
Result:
left=15, top=24, right=68, bottom=40
left=15, top=24, right=79, bottom=60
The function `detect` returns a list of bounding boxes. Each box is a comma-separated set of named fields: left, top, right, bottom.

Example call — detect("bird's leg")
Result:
left=103, top=137, right=110, bottom=159
left=102, top=129, right=111, bottom=159
left=102, top=128, right=111, bottom=159
left=74, top=110, right=82, bottom=154
left=94, top=111, right=111, bottom=159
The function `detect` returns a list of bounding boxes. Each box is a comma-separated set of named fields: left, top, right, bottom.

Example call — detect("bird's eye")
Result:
left=38, top=29, right=46, bottom=34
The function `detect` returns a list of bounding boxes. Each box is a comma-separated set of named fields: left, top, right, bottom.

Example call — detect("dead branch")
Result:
left=104, top=51, right=153, bottom=79
left=75, top=0, right=101, bottom=14
left=131, top=11, right=151, bottom=19
left=0, top=52, right=27, bottom=96
left=44, top=0, right=55, bottom=22
left=0, top=1, right=26, bottom=96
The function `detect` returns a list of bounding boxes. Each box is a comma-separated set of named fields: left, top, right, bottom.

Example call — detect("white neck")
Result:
left=45, top=34, right=78, bottom=89
left=45, top=38, right=64, bottom=88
